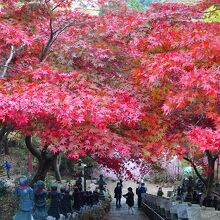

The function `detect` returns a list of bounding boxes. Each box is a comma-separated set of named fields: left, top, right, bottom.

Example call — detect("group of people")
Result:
left=114, top=180, right=147, bottom=214
left=114, top=180, right=164, bottom=215
left=14, top=176, right=100, bottom=220
left=46, top=184, right=100, bottom=219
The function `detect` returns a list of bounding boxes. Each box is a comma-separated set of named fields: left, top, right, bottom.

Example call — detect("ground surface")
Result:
left=103, top=201, right=148, bottom=220
left=106, top=179, right=173, bottom=199
left=102, top=180, right=173, bottom=220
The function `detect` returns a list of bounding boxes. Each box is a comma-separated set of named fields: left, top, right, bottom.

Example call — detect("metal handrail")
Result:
left=142, top=201, right=165, bottom=220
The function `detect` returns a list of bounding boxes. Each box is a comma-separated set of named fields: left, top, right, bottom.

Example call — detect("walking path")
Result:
left=105, top=179, right=173, bottom=199
left=103, top=202, right=149, bottom=220
left=102, top=180, right=155, bottom=220
left=102, top=180, right=173, bottom=220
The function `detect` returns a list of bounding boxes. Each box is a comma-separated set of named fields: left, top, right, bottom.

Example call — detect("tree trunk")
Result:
left=30, top=158, right=54, bottom=185
left=53, top=154, right=61, bottom=182
left=0, top=125, right=8, bottom=141
left=0, top=125, right=9, bottom=153
left=216, top=157, right=219, bottom=182
left=184, top=150, right=218, bottom=197
left=205, top=151, right=217, bottom=197
left=28, top=152, right=33, bottom=174
left=25, top=136, right=58, bottom=185
left=3, top=131, right=10, bottom=155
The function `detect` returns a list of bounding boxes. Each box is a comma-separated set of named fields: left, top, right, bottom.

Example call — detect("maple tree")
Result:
left=126, top=0, right=220, bottom=196
left=0, top=0, right=145, bottom=183
left=0, top=0, right=219, bottom=195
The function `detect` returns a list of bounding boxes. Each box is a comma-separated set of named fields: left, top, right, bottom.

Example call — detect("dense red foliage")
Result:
left=0, top=0, right=145, bottom=170
left=0, top=0, right=219, bottom=175
left=129, top=1, right=220, bottom=165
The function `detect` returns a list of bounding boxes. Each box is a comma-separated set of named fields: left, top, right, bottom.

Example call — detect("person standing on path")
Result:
left=114, top=182, right=122, bottom=208
left=119, top=179, right=123, bottom=188
left=136, top=182, right=146, bottom=208
left=123, top=187, right=134, bottom=215
left=5, top=160, right=11, bottom=179
left=157, top=187, right=164, bottom=197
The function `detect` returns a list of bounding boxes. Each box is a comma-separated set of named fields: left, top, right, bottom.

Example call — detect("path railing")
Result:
left=142, top=200, right=165, bottom=220
left=141, top=193, right=220, bottom=220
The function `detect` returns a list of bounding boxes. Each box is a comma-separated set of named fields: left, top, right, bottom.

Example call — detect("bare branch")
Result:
left=1, top=45, right=15, bottom=78
left=40, top=18, right=54, bottom=62
left=40, top=19, right=93, bottom=62
left=52, top=0, right=65, bottom=11
left=184, top=156, right=207, bottom=186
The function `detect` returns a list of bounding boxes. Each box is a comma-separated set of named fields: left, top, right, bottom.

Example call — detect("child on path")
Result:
left=123, top=187, right=134, bottom=215
left=157, top=187, right=164, bottom=197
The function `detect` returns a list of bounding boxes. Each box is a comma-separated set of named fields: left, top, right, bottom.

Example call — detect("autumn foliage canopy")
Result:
left=0, top=0, right=219, bottom=176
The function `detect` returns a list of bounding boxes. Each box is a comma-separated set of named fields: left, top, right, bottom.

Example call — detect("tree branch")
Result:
left=1, top=45, right=15, bottom=78
left=40, top=18, right=54, bottom=62
left=52, top=0, right=65, bottom=11
left=25, top=136, right=41, bottom=160
left=184, top=157, right=207, bottom=186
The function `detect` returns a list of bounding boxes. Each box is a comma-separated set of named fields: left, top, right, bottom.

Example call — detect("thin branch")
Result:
left=52, top=0, right=65, bottom=11
left=203, top=9, right=220, bottom=14
left=194, top=112, right=204, bottom=126
left=40, top=20, right=93, bottom=62
left=53, top=20, right=92, bottom=35
left=40, top=18, right=54, bottom=62
left=1, top=45, right=15, bottom=78
left=184, top=157, right=207, bottom=186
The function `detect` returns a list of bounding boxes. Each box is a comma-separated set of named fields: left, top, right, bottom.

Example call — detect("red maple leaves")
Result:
left=0, top=0, right=219, bottom=175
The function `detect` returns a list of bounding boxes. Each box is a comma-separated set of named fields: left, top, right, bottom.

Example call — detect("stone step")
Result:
left=103, top=202, right=149, bottom=220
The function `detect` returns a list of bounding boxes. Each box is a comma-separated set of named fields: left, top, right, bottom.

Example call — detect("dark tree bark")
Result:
left=0, top=125, right=11, bottom=154
left=205, top=150, right=218, bottom=197
left=53, top=154, right=61, bottom=182
left=3, top=130, right=10, bottom=155
left=184, top=157, right=207, bottom=186
left=0, top=124, right=8, bottom=141
left=30, top=158, right=54, bottom=184
left=25, top=136, right=59, bottom=185
left=184, top=150, right=218, bottom=197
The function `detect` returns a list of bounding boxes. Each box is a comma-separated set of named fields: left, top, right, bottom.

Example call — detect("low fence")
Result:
left=141, top=193, right=220, bottom=220
left=142, top=201, right=165, bottom=220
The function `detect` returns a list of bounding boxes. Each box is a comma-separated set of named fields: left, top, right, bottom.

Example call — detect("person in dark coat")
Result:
left=136, top=182, right=146, bottom=208
left=47, top=184, right=61, bottom=220
left=114, top=182, right=122, bottom=208
left=119, top=179, right=123, bottom=188
left=157, top=187, right=164, bottom=197
left=123, top=187, right=134, bottom=215
left=60, top=187, right=72, bottom=218
left=33, top=180, right=48, bottom=219
left=72, top=187, right=81, bottom=211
